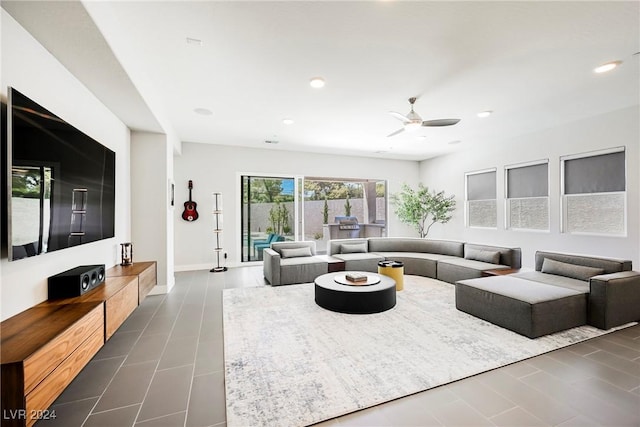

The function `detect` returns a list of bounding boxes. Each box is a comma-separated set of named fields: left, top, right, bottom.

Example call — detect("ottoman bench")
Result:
left=455, top=276, right=587, bottom=338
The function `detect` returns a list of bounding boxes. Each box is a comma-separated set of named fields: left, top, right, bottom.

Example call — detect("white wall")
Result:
left=1, top=11, right=131, bottom=321
left=174, top=143, right=419, bottom=270
left=419, top=106, right=640, bottom=269
left=130, top=132, right=175, bottom=293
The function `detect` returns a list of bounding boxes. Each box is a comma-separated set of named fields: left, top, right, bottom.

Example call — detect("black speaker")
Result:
left=48, top=264, right=106, bottom=299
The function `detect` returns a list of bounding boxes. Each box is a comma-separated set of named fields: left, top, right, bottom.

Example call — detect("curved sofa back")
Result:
left=464, top=243, right=522, bottom=269
left=535, top=251, right=631, bottom=274
left=367, top=237, right=464, bottom=257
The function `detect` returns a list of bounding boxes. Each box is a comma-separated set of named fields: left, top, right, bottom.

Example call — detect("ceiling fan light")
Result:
left=405, top=121, right=421, bottom=131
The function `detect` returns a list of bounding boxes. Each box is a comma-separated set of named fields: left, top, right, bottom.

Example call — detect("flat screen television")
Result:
left=2, top=87, right=116, bottom=261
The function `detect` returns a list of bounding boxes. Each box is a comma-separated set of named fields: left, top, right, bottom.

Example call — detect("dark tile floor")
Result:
left=38, top=267, right=640, bottom=427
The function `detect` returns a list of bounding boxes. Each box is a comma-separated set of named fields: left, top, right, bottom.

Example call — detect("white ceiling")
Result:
left=3, top=1, right=639, bottom=161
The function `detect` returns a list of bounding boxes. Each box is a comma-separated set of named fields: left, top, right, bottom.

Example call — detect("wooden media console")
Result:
left=0, top=261, right=157, bottom=427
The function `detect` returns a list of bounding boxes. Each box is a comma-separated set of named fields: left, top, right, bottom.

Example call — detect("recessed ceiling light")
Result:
left=477, top=110, right=492, bottom=118
left=309, top=77, right=326, bottom=88
left=282, top=118, right=294, bottom=125
left=193, top=108, right=212, bottom=115
left=448, top=140, right=462, bottom=145
left=594, top=60, right=622, bottom=73
left=186, top=37, right=203, bottom=46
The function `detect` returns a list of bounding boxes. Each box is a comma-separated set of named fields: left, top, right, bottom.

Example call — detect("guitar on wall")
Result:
left=182, top=180, right=199, bottom=222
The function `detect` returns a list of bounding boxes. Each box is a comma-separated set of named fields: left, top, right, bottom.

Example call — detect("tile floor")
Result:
left=38, top=267, right=640, bottom=427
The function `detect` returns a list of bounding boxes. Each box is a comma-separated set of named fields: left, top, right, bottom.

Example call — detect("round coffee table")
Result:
left=314, top=271, right=396, bottom=314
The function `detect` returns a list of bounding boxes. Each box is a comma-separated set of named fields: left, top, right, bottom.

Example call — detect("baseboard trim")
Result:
left=149, top=285, right=167, bottom=295
left=175, top=262, right=241, bottom=272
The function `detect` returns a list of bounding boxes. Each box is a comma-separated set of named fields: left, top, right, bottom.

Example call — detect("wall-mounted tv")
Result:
left=3, top=87, right=116, bottom=261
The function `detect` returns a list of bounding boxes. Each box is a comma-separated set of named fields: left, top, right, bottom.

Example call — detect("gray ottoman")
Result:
left=456, top=276, right=587, bottom=338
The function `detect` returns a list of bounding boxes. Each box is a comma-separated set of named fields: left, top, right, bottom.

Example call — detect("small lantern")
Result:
left=120, top=242, right=133, bottom=266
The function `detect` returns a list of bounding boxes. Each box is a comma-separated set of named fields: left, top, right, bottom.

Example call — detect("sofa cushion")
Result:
left=512, top=271, right=589, bottom=293
left=541, top=258, right=604, bottom=281
left=464, top=243, right=521, bottom=268
left=271, top=241, right=317, bottom=256
left=437, top=258, right=509, bottom=284
left=534, top=251, right=631, bottom=274
left=332, top=252, right=386, bottom=273
left=465, top=248, right=500, bottom=264
left=333, top=253, right=382, bottom=262
left=340, top=242, right=368, bottom=254
left=327, top=239, right=369, bottom=256
left=281, top=247, right=312, bottom=259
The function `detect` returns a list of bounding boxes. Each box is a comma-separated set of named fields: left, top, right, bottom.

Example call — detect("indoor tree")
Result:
left=391, top=183, right=456, bottom=238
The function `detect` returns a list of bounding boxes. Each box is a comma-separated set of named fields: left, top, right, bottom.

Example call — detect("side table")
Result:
left=482, top=268, right=524, bottom=277
left=315, top=255, right=346, bottom=273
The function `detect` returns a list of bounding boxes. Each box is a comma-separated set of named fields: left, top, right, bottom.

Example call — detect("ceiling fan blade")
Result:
left=387, top=128, right=405, bottom=137
left=422, top=118, right=461, bottom=127
left=389, top=111, right=410, bottom=123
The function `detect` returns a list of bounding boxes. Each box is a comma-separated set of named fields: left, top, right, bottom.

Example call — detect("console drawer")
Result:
left=25, top=326, right=103, bottom=426
left=138, top=263, right=157, bottom=302
left=105, top=276, right=138, bottom=339
left=22, top=304, right=103, bottom=395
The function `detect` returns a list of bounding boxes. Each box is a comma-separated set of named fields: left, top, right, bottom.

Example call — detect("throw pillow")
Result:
left=541, top=258, right=605, bottom=281
left=340, top=243, right=368, bottom=254
left=280, top=247, right=312, bottom=259
left=465, top=248, right=501, bottom=264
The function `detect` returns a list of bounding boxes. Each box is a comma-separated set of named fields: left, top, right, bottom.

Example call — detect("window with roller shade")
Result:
left=465, top=169, right=497, bottom=228
left=506, top=161, right=549, bottom=231
left=561, top=148, right=626, bottom=235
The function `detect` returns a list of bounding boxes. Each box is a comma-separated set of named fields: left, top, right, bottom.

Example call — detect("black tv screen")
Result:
left=5, top=87, right=115, bottom=261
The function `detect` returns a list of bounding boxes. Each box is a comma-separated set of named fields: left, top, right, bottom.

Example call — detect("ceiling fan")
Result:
left=387, top=97, right=460, bottom=137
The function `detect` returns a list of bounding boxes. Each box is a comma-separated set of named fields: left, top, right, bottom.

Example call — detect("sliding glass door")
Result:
left=303, top=177, right=387, bottom=253
left=241, top=175, right=296, bottom=262
left=241, top=174, right=387, bottom=262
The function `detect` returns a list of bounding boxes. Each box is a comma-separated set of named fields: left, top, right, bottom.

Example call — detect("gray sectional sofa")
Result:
left=327, top=237, right=522, bottom=283
left=456, top=250, right=640, bottom=337
left=262, top=238, right=639, bottom=336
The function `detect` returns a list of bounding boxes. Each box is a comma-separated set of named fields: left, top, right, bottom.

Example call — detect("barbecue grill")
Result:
left=335, top=216, right=360, bottom=238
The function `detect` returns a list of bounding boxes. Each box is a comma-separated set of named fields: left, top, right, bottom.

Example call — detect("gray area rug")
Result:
left=223, top=276, right=624, bottom=427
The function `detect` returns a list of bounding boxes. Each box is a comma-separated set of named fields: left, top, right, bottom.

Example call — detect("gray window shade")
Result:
left=467, top=171, right=496, bottom=201
left=565, top=151, right=625, bottom=194
left=507, top=163, right=548, bottom=198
